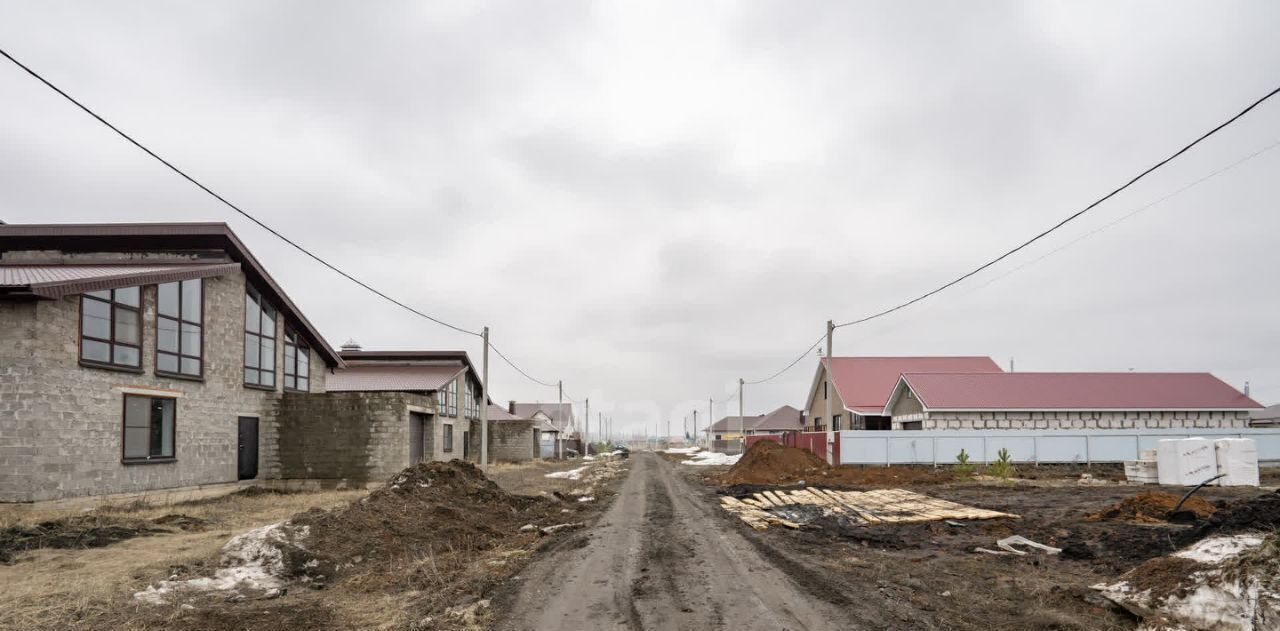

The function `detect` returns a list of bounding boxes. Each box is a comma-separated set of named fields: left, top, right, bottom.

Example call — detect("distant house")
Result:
left=706, top=405, right=805, bottom=440
left=805, top=357, right=1003, bottom=431
left=0, top=223, right=342, bottom=506
left=1249, top=403, right=1280, bottom=427
left=883, top=372, right=1261, bottom=431
left=510, top=402, right=575, bottom=457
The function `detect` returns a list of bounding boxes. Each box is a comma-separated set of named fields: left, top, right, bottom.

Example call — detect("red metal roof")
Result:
left=326, top=364, right=464, bottom=392
left=825, top=357, right=1003, bottom=413
left=899, top=372, right=1262, bottom=411
left=0, top=263, right=240, bottom=298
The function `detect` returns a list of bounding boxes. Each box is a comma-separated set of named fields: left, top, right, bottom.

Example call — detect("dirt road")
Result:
left=497, top=452, right=845, bottom=631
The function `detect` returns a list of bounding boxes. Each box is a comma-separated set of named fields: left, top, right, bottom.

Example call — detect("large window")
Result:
left=443, top=423, right=454, bottom=453
left=244, top=287, right=277, bottom=388
left=441, top=380, right=458, bottom=417
left=80, top=287, right=142, bottom=369
left=464, top=381, right=480, bottom=420
left=156, top=280, right=203, bottom=378
left=283, top=327, right=310, bottom=392
left=123, top=394, right=175, bottom=462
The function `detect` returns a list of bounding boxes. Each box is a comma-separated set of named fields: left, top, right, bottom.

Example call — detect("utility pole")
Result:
left=584, top=398, right=590, bottom=456
left=692, top=409, right=697, bottom=446
left=557, top=380, right=564, bottom=459
left=738, top=378, right=745, bottom=454
left=480, top=326, right=490, bottom=471
left=825, top=319, right=835, bottom=465
left=706, top=398, right=711, bottom=448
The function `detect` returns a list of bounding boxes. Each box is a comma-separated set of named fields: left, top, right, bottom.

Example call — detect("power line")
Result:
left=745, top=334, right=825, bottom=385
left=834, top=83, right=1280, bottom=329
left=0, top=46, right=481, bottom=338
left=490, top=343, right=559, bottom=388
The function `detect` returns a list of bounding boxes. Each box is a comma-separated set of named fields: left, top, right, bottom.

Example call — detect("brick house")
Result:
left=0, top=223, right=342, bottom=507
left=510, top=402, right=575, bottom=457
left=882, top=372, right=1262, bottom=431
left=805, top=357, right=1003, bottom=431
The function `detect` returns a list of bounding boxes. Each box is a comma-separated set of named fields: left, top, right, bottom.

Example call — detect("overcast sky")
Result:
left=3, top=1, right=1279, bottom=435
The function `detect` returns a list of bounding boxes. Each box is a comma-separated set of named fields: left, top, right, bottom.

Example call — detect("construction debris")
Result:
left=720, top=487, right=1015, bottom=530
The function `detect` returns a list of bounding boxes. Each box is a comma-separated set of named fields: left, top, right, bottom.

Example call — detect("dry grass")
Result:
left=0, top=488, right=366, bottom=631
left=486, top=458, right=592, bottom=495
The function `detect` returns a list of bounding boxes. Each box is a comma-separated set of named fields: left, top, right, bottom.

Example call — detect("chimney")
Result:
left=509, top=400, right=516, bottom=414
left=340, top=339, right=362, bottom=352
left=1245, top=381, right=1251, bottom=397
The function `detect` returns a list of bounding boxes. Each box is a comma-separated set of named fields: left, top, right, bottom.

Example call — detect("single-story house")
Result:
left=805, top=356, right=1003, bottom=431
left=706, top=405, right=806, bottom=440
left=511, top=402, right=575, bottom=457
left=0, top=222, right=342, bottom=507
left=1252, top=404, right=1280, bottom=427
left=883, top=372, right=1262, bottom=430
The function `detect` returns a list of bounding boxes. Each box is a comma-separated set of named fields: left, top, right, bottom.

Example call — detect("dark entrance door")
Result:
left=410, top=412, right=428, bottom=464
left=237, top=417, right=259, bottom=480
left=463, top=430, right=471, bottom=460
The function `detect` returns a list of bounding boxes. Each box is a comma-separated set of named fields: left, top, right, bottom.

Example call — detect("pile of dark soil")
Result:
left=1177, top=490, right=1280, bottom=545
left=721, top=441, right=830, bottom=485
left=1088, top=491, right=1217, bottom=524
left=0, top=514, right=207, bottom=563
left=287, top=461, right=564, bottom=585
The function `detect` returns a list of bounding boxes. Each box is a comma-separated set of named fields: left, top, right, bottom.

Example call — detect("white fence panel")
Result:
left=839, top=428, right=1280, bottom=465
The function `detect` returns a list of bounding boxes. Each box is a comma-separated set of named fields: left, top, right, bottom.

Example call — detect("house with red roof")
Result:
left=805, top=357, right=1003, bottom=431
left=883, top=372, right=1261, bottom=431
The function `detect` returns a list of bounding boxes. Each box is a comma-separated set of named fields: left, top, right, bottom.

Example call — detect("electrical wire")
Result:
left=833, top=83, right=1280, bottom=329
left=0, top=46, right=481, bottom=338
left=489, top=343, right=559, bottom=388
left=745, top=334, right=825, bottom=385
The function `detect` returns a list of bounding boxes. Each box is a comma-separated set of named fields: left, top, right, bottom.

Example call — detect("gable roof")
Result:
left=752, top=405, right=805, bottom=431
left=889, top=372, right=1261, bottom=412
left=327, top=364, right=465, bottom=392
left=0, top=263, right=241, bottom=299
left=487, top=404, right=524, bottom=422
left=510, top=402, right=574, bottom=432
left=815, top=356, right=1003, bottom=414
left=0, top=222, right=341, bottom=366
left=707, top=415, right=763, bottom=433
left=340, top=350, right=479, bottom=380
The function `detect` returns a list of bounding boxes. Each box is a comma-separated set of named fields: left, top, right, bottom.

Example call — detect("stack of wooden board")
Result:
left=719, top=487, right=1016, bottom=530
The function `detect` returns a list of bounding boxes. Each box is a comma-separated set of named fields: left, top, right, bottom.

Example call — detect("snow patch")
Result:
left=134, top=522, right=308, bottom=605
left=545, top=466, right=588, bottom=480
left=664, top=446, right=702, bottom=455
left=1174, top=534, right=1264, bottom=564
left=681, top=451, right=741, bottom=466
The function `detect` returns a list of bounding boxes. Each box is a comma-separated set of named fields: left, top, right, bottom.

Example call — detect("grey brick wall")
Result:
left=487, top=420, right=538, bottom=462
left=274, top=391, right=432, bottom=483
left=0, top=259, right=329, bottom=503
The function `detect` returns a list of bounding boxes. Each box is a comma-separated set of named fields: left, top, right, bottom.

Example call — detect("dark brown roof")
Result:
left=340, top=350, right=479, bottom=379
left=707, top=415, right=763, bottom=433
left=487, top=404, right=526, bottom=422
left=0, top=222, right=341, bottom=367
left=0, top=262, right=240, bottom=298
left=751, top=405, right=805, bottom=431
left=327, top=364, right=465, bottom=392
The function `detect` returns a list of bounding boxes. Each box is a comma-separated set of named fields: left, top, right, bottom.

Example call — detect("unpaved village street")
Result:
left=498, top=452, right=845, bottom=631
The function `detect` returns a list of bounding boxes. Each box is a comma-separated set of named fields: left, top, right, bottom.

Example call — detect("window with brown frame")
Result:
left=440, top=380, right=458, bottom=417
left=123, top=394, right=175, bottom=462
left=156, top=279, right=203, bottom=378
left=80, top=287, right=142, bottom=369
left=243, top=286, right=277, bottom=388
left=283, top=327, right=310, bottom=392
left=443, top=423, right=454, bottom=453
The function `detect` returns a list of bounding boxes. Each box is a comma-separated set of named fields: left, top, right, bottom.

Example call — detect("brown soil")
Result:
left=721, top=441, right=829, bottom=485
left=0, top=514, right=208, bottom=563
left=1088, top=491, right=1217, bottom=524
left=1123, top=555, right=1207, bottom=601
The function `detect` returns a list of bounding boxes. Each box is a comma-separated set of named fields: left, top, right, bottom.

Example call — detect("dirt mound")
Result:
left=1088, top=492, right=1216, bottom=524
left=287, top=460, right=561, bottom=586
left=0, top=514, right=210, bottom=563
left=721, top=441, right=830, bottom=485
left=1177, top=490, right=1280, bottom=546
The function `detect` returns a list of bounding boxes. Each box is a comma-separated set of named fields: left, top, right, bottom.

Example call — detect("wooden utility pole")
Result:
left=692, top=409, right=697, bottom=445
left=480, top=326, right=490, bottom=471
left=738, top=378, right=745, bottom=454
left=825, top=319, right=835, bottom=465
left=706, top=398, right=711, bottom=448
left=584, top=398, right=589, bottom=456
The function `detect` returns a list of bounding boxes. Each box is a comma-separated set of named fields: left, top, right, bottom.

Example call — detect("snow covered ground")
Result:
left=680, top=451, right=741, bottom=466
left=663, top=446, right=702, bottom=455
left=545, top=466, right=588, bottom=480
